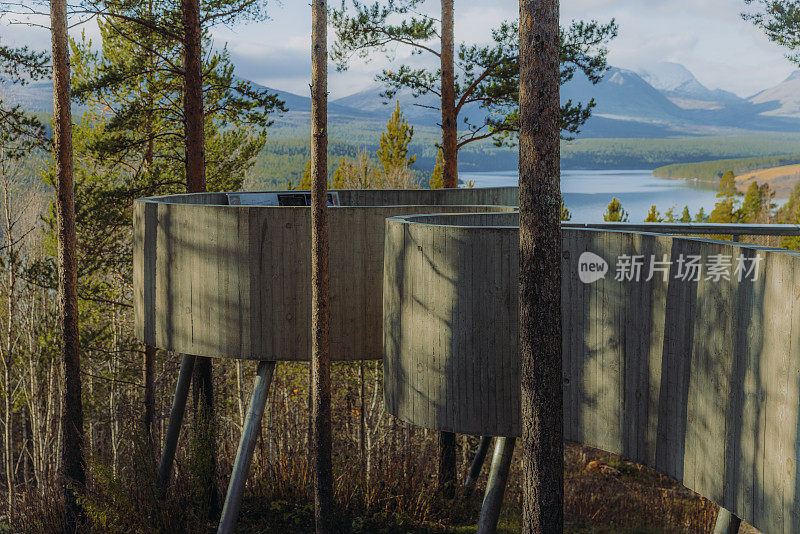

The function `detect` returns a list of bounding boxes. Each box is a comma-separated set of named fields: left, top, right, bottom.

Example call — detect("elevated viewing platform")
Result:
left=133, top=190, right=800, bottom=533
left=133, top=188, right=517, bottom=361
left=383, top=212, right=800, bottom=534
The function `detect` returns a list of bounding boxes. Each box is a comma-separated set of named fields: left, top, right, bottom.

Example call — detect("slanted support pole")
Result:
left=476, top=437, right=516, bottom=534
left=463, top=436, right=493, bottom=498
left=713, top=507, right=741, bottom=534
left=217, top=360, right=277, bottom=534
left=156, top=354, right=196, bottom=490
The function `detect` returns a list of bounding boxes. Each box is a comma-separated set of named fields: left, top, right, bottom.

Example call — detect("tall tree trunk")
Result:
left=143, top=0, right=157, bottom=441
left=438, top=0, right=459, bottom=489
left=519, top=0, right=564, bottom=533
left=143, top=345, right=156, bottom=438
left=438, top=431, right=456, bottom=497
left=359, top=360, right=366, bottom=484
left=3, top=360, right=12, bottom=518
left=182, top=0, right=217, bottom=516
left=191, top=356, right=218, bottom=516
left=182, top=0, right=205, bottom=194
left=310, top=1, right=334, bottom=531
left=440, top=0, right=457, bottom=188
left=2, top=149, right=16, bottom=518
left=51, top=0, right=86, bottom=528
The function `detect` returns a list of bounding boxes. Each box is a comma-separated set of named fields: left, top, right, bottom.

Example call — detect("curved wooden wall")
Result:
left=133, top=188, right=517, bottom=361
left=383, top=212, right=800, bottom=533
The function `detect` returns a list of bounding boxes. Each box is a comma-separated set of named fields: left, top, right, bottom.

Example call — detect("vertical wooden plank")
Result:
left=382, top=218, right=395, bottom=417
left=154, top=203, right=168, bottom=349
left=644, top=235, right=669, bottom=468
left=785, top=253, right=800, bottom=534
left=363, top=208, right=384, bottom=360
left=686, top=242, right=734, bottom=506
left=419, top=223, right=435, bottom=429
left=454, top=226, right=470, bottom=433
left=734, top=247, right=760, bottom=526
left=760, top=252, right=792, bottom=533
left=570, top=229, right=589, bottom=444
left=499, top=227, right=516, bottom=437
left=250, top=207, right=268, bottom=359
left=407, top=221, right=422, bottom=425
left=473, top=226, right=487, bottom=435
left=482, top=228, right=494, bottom=434
left=562, top=230, right=578, bottom=443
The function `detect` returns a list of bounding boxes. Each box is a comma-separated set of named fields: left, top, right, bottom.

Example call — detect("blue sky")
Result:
left=1, top=0, right=797, bottom=98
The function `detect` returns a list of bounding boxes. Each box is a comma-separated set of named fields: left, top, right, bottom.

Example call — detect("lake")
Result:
left=461, top=169, right=721, bottom=223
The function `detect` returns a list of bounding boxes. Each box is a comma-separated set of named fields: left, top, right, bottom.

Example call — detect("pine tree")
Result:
left=603, top=197, right=628, bottom=222
left=561, top=195, right=572, bottom=221
left=51, top=0, right=86, bottom=528
left=440, top=0, right=457, bottom=188
left=429, top=149, right=444, bottom=189
left=680, top=206, right=692, bottom=223
left=377, top=101, right=417, bottom=172
left=718, top=170, right=738, bottom=200
left=72, top=4, right=283, bottom=195
left=709, top=171, right=741, bottom=223
left=310, top=0, right=334, bottom=531
left=331, top=1, right=617, bottom=175
left=0, top=41, right=48, bottom=158
left=519, top=0, right=564, bottom=530
left=777, top=182, right=800, bottom=248
left=741, top=181, right=774, bottom=223
left=71, top=0, right=284, bottom=515
left=644, top=205, right=661, bottom=222
left=695, top=207, right=709, bottom=223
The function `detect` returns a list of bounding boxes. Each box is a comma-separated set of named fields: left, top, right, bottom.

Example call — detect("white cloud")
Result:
left=2, top=0, right=797, bottom=98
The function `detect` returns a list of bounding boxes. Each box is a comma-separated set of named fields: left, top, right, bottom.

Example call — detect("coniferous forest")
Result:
left=5, top=0, right=800, bottom=532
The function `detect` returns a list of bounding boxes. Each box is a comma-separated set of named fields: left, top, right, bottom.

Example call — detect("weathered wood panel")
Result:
left=133, top=188, right=518, bottom=361
left=382, top=212, right=800, bottom=534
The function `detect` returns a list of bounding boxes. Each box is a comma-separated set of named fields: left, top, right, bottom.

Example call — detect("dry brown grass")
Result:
left=736, top=164, right=800, bottom=197
left=562, top=443, right=718, bottom=533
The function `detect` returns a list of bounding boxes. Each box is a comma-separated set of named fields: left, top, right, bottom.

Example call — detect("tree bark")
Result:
left=182, top=0, right=205, bottom=194
left=440, top=0, right=458, bottom=188
left=311, top=1, right=334, bottom=531
left=519, top=0, right=564, bottom=533
left=1, top=148, right=17, bottom=518
left=143, top=345, right=156, bottom=438
left=142, top=3, right=156, bottom=440
left=51, top=0, right=86, bottom=528
left=359, top=360, right=366, bottom=484
left=182, top=0, right=217, bottom=516
left=438, top=431, right=456, bottom=498
left=191, top=356, right=218, bottom=516
left=438, top=0, right=459, bottom=483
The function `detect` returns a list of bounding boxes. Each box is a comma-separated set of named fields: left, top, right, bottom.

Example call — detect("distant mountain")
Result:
left=0, top=78, right=374, bottom=122
left=560, top=64, right=800, bottom=137
left=247, top=81, right=374, bottom=119
left=748, top=70, right=800, bottom=118
left=331, top=84, right=492, bottom=128
left=333, top=85, right=437, bottom=125
left=636, top=62, right=743, bottom=111
left=336, top=64, right=800, bottom=138
left=9, top=63, right=800, bottom=140
left=563, top=67, right=684, bottom=124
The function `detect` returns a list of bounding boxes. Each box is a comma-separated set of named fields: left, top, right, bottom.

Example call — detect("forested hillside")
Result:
left=561, top=134, right=800, bottom=169
left=652, top=153, right=800, bottom=181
